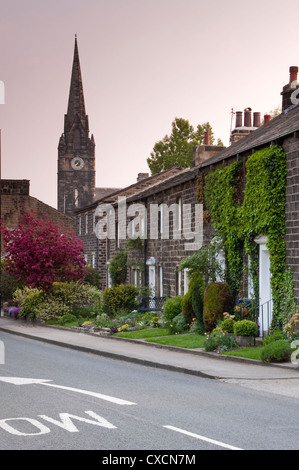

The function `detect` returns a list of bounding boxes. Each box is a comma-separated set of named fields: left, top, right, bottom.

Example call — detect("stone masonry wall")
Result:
left=283, top=134, right=299, bottom=307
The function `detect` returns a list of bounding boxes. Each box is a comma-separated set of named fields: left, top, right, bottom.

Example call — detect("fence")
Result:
left=138, top=296, right=166, bottom=312
left=251, top=299, right=273, bottom=338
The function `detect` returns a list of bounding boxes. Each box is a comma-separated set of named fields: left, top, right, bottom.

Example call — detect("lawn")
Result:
left=146, top=333, right=207, bottom=349
left=114, top=328, right=170, bottom=339
left=222, top=346, right=263, bottom=360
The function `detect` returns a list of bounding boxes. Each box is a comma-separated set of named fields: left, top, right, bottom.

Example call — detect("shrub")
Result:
left=108, top=250, right=127, bottom=286
left=221, top=317, right=235, bottom=333
left=188, top=273, right=204, bottom=327
left=34, top=297, right=71, bottom=322
left=103, top=284, right=139, bottom=315
left=203, top=282, right=232, bottom=331
left=51, top=281, right=101, bottom=311
left=1, top=261, right=24, bottom=302
left=13, top=286, right=42, bottom=307
left=262, top=329, right=284, bottom=346
left=58, top=313, right=78, bottom=326
left=21, top=291, right=46, bottom=320
left=181, top=291, right=194, bottom=324
left=233, top=319, right=258, bottom=337
left=260, top=340, right=292, bottom=363
left=163, top=295, right=183, bottom=322
left=170, top=313, right=189, bottom=334
left=204, top=331, right=238, bottom=352
left=12, top=282, right=102, bottom=323
left=84, top=266, right=100, bottom=287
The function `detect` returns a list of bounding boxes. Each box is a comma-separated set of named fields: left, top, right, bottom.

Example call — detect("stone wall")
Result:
left=283, top=134, right=299, bottom=305
left=1, top=179, right=75, bottom=232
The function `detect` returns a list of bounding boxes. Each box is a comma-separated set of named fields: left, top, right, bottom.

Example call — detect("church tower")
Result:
left=58, top=37, right=95, bottom=216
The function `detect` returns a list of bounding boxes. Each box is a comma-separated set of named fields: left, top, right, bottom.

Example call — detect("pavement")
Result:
left=1, top=316, right=299, bottom=383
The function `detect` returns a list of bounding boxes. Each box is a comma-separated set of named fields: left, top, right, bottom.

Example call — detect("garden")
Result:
left=4, top=277, right=299, bottom=365
left=1, top=207, right=299, bottom=365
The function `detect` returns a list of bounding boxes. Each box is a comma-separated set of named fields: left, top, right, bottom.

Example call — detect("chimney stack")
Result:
left=230, top=107, right=260, bottom=144
left=204, top=131, right=210, bottom=145
left=281, top=66, right=299, bottom=112
left=137, top=172, right=149, bottom=182
left=289, top=66, right=298, bottom=84
left=264, top=114, right=271, bottom=124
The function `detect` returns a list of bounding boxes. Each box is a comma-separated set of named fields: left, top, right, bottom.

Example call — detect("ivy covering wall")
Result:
left=204, top=145, right=289, bottom=325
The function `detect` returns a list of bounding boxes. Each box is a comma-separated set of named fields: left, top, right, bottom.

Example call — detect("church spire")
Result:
left=58, top=36, right=95, bottom=216
left=65, top=36, right=87, bottom=129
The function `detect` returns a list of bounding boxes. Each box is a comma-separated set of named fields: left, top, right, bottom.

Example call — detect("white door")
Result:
left=255, top=235, right=272, bottom=335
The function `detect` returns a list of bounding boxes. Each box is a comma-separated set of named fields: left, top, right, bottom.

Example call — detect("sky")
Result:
left=0, top=0, right=299, bottom=209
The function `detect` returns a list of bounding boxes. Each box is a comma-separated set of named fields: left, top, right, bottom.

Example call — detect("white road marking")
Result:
left=164, top=425, right=243, bottom=450
left=0, top=376, right=136, bottom=406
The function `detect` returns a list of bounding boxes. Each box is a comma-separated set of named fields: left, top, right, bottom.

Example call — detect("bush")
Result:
left=221, top=317, right=235, bottom=333
left=233, top=320, right=258, bottom=337
left=260, top=340, right=292, bottom=363
left=181, top=291, right=194, bottom=324
left=12, top=282, right=102, bottom=323
left=203, top=282, right=232, bottom=331
left=34, top=297, right=71, bottom=322
left=0, top=261, right=24, bottom=302
left=262, top=329, right=284, bottom=346
left=163, top=295, right=183, bottom=322
left=108, top=250, right=127, bottom=286
left=51, top=281, right=101, bottom=311
left=205, top=331, right=238, bottom=352
left=21, top=291, right=46, bottom=320
left=103, top=284, right=139, bottom=315
left=58, top=313, right=78, bottom=326
left=188, top=273, right=204, bottom=326
left=170, top=313, right=189, bottom=334
left=13, top=286, right=42, bottom=307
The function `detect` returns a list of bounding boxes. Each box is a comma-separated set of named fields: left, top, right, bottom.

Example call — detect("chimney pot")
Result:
left=244, top=107, right=252, bottom=127
left=264, top=114, right=271, bottom=124
left=289, top=66, right=298, bottom=84
left=253, top=112, right=261, bottom=128
left=204, top=131, right=210, bottom=145
left=235, top=111, right=242, bottom=128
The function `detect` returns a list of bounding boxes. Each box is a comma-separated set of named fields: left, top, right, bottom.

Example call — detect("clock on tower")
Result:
left=57, top=37, right=95, bottom=216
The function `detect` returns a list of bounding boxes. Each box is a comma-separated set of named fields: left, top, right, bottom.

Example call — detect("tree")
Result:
left=1, top=212, right=87, bottom=290
left=147, top=117, right=223, bottom=174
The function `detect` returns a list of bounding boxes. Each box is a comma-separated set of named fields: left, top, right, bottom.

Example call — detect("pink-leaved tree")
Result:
left=1, top=212, right=87, bottom=290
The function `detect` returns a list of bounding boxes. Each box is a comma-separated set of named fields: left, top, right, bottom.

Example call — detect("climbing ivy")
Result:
left=204, top=160, right=243, bottom=296
left=242, top=145, right=287, bottom=321
left=204, top=145, right=289, bottom=325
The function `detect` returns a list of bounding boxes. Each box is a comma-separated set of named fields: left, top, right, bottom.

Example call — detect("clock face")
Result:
left=71, top=156, right=84, bottom=170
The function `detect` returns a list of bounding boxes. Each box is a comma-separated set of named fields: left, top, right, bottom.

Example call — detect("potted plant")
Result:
left=235, top=298, right=251, bottom=318
left=233, top=319, right=258, bottom=347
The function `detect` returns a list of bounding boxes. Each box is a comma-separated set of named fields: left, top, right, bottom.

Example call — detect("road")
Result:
left=0, top=332, right=299, bottom=451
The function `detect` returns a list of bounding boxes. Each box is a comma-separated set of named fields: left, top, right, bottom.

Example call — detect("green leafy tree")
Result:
left=147, top=118, right=223, bottom=174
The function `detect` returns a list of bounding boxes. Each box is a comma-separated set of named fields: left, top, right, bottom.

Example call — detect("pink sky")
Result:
left=0, top=0, right=299, bottom=209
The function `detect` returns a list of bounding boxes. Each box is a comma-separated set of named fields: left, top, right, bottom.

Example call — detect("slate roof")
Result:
left=77, top=104, right=299, bottom=213
left=76, top=167, right=185, bottom=212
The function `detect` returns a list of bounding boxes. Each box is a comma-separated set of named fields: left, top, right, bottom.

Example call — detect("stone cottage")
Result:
left=76, top=65, right=299, bottom=334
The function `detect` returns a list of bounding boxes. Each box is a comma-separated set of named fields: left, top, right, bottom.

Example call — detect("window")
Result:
left=183, top=268, right=190, bottom=294
left=74, top=189, right=79, bottom=207
left=159, top=266, right=163, bottom=297
left=85, top=214, right=88, bottom=234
